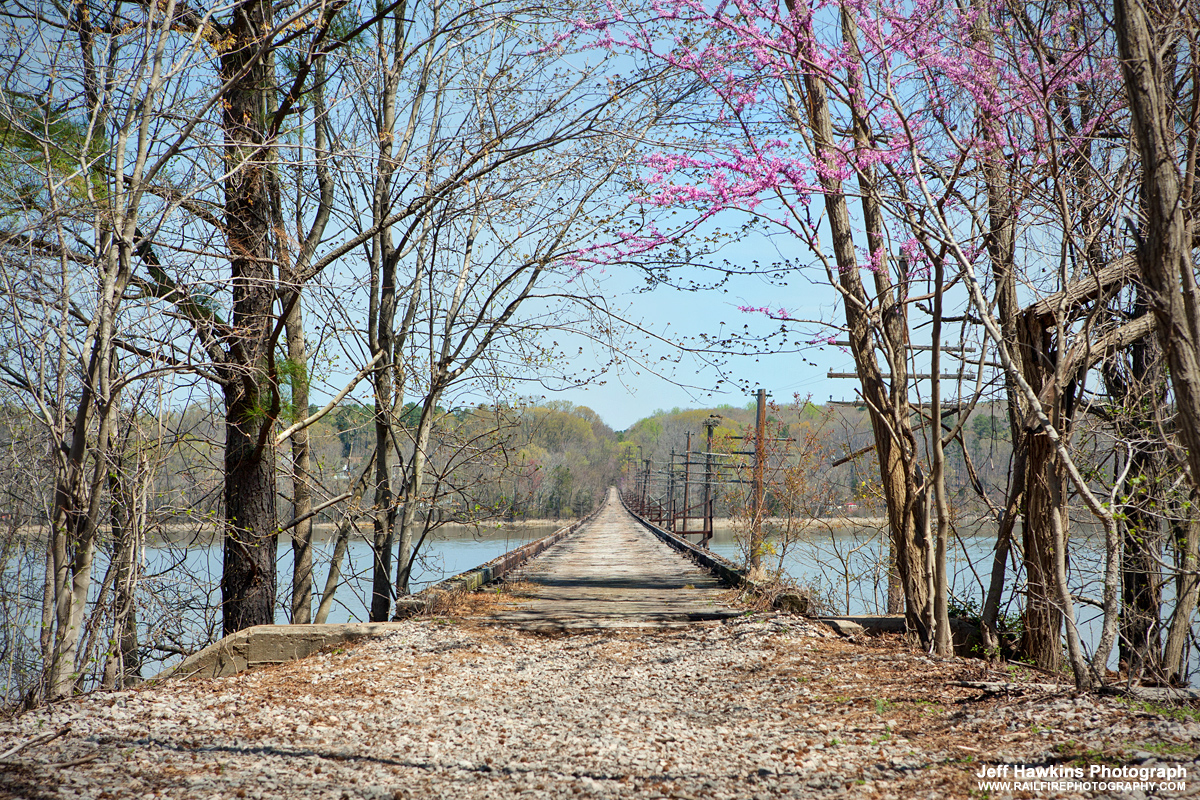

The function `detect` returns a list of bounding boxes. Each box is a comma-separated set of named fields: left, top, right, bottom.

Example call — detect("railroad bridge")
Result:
left=166, top=487, right=760, bottom=679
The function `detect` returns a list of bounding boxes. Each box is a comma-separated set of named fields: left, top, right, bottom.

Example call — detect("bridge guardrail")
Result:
left=395, top=503, right=606, bottom=616
left=619, top=490, right=811, bottom=615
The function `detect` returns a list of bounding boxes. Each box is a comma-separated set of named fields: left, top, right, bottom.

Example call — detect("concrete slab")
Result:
left=154, top=622, right=411, bottom=681
left=815, top=614, right=984, bottom=656
left=819, top=618, right=867, bottom=637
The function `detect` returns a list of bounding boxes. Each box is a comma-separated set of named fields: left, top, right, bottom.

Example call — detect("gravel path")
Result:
left=3, top=613, right=1199, bottom=799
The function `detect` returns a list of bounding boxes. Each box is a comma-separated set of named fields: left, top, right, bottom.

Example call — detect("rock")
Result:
left=776, top=593, right=810, bottom=615
left=819, top=618, right=865, bottom=637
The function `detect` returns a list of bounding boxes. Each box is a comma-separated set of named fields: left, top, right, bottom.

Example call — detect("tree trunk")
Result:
left=1163, top=493, right=1199, bottom=683
left=1014, top=310, right=1078, bottom=673
left=968, top=0, right=1026, bottom=659
left=282, top=52, right=333, bottom=626
left=48, top=226, right=130, bottom=698
left=1114, top=0, right=1200, bottom=493
left=930, top=256, right=952, bottom=657
left=1020, top=428, right=1066, bottom=673
left=981, top=444, right=1025, bottom=656
left=287, top=309, right=313, bottom=625
left=315, top=447, right=377, bottom=624
left=1120, top=458, right=1162, bottom=677
left=791, top=3, right=930, bottom=642
left=365, top=12, right=407, bottom=622
left=103, top=449, right=143, bottom=688
left=1110, top=302, right=1166, bottom=678
left=40, top=535, right=53, bottom=668
left=220, top=0, right=280, bottom=636
left=394, top=393, right=438, bottom=599
left=222, top=408, right=278, bottom=634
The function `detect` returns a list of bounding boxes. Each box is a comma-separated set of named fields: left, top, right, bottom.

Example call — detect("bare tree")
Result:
left=1114, top=0, right=1200, bottom=491
left=307, top=0, right=677, bottom=614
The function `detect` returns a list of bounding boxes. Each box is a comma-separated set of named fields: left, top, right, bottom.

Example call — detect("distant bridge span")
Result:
left=487, top=487, right=741, bottom=630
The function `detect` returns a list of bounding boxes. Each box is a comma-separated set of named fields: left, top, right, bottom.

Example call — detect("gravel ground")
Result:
left=2, top=613, right=1199, bottom=799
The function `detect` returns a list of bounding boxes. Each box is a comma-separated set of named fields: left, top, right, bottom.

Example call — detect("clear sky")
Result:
left=522, top=230, right=862, bottom=431
left=301, top=199, right=986, bottom=434
left=528, top=224, right=988, bottom=431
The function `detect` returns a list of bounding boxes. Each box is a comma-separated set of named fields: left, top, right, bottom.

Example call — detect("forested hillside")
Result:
left=619, top=400, right=1019, bottom=519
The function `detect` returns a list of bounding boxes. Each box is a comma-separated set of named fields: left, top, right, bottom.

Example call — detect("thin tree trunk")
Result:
left=1163, top=495, right=1199, bottom=683
left=315, top=447, right=377, bottom=624
left=1052, top=502, right=1091, bottom=686
left=40, top=530, right=53, bottom=668
left=365, top=11, right=407, bottom=623
left=117, top=459, right=144, bottom=686
left=981, top=444, right=1026, bottom=656
left=1112, top=305, right=1166, bottom=678
left=1120, top=454, right=1162, bottom=677
left=287, top=325, right=313, bottom=625
left=788, top=0, right=930, bottom=642
left=930, top=256, right=952, bottom=656
left=394, top=394, right=438, bottom=598
left=969, top=0, right=1025, bottom=660
left=283, top=53, right=333, bottom=626
left=1114, top=0, right=1200, bottom=493
left=103, top=447, right=142, bottom=688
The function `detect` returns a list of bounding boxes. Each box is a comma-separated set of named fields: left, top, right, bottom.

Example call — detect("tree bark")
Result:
left=1163, top=493, right=1200, bottom=683
left=1105, top=292, right=1166, bottom=678
left=1114, top=0, right=1200, bottom=491
left=315, top=447, right=377, bottom=624
left=395, top=393, right=438, bottom=598
left=286, top=304, right=312, bottom=625
left=219, top=0, right=280, bottom=635
left=281, top=51, right=333, bottom=625
left=930, top=254, right=952, bottom=657
left=795, top=7, right=929, bottom=642
left=969, top=0, right=1025, bottom=659
left=102, top=448, right=143, bottom=688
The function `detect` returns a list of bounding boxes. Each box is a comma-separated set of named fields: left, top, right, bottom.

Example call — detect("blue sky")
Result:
left=531, top=222, right=992, bottom=431
left=528, top=231, right=862, bottom=430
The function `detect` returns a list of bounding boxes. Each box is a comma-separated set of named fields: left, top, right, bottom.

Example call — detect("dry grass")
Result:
left=419, top=580, right=539, bottom=618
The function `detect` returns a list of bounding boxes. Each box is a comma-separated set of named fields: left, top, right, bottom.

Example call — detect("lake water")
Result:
left=705, top=519, right=1167, bottom=676
left=120, top=516, right=1185, bottom=680
left=136, top=522, right=560, bottom=620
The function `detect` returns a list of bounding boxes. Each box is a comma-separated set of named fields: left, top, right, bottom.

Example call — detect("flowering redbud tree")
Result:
left=559, top=0, right=1173, bottom=682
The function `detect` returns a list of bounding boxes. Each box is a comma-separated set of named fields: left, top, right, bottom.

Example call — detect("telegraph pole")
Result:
left=681, top=433, right=692, bottom=535
left=750, top=389, right=767, bottom=572
left=703, top=418, right=715, bottom=548
left=668, top=448, right=677, bottom=529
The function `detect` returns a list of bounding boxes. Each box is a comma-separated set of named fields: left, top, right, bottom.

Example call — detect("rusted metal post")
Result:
left=750, top=388, right=766, bottom=571
left=682, top=432, right=692, bottom=537
left=704, top=419, right=714, bottom=549
left=641, top=458, right=650, bottom=513
left=667, top=449, right=676, bottom=532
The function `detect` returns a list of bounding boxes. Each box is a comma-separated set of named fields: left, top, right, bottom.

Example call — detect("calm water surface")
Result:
left=126, top=516, right=1186, bottom=679
left=140, top=522, right=562, bottom=625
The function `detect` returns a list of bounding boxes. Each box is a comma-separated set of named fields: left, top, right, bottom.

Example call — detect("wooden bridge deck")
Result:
left=487, top=488, right=739, bottom=629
